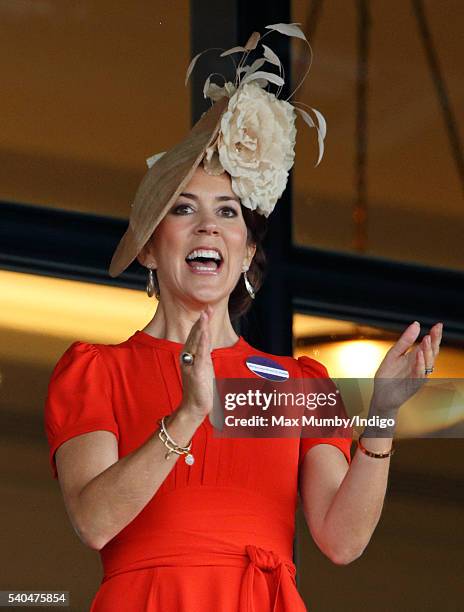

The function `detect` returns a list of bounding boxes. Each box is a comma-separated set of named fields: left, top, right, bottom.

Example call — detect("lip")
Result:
left=185, top=258, right=223, bottom=275
left=185, top=263, right=222, bottom=275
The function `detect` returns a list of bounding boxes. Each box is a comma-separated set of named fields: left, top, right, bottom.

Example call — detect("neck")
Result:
left=141, top=298, right=239, bottom=350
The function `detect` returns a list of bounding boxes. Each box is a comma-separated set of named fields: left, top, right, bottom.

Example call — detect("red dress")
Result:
left=44, top=330, right=352, bottom=611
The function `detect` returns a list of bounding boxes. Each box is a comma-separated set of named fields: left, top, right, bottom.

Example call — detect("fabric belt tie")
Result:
left=241, top=544, right=306, bottom=612
left=101, top=543, right=306, bottom=611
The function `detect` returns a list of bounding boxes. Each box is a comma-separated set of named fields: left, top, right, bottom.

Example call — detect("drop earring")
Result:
left=242, top=265, right=255, bottom=299
left=146, top=266, right=156, bottom=298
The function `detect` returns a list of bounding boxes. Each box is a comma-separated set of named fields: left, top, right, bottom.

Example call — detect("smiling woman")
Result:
left=138, top=166, right=268, bottom=322
left=135, top=165, right=262, bottom=343
left=43, top=22, right=443, bottom=612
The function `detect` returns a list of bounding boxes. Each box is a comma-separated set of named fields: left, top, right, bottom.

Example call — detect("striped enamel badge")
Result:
left=245, top=356, right=289, bottom=382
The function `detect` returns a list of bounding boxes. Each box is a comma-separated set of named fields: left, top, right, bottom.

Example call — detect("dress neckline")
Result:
left=131, top=329, right=250, bottom=356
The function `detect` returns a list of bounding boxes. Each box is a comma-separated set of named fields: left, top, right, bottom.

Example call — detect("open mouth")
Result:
left=185, top=250, right=224, bottom=273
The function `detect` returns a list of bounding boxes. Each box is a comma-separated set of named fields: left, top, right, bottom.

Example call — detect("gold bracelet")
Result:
left=357, top=435, right=395, bottom=458
left=157, top=417, right=195, bottom=466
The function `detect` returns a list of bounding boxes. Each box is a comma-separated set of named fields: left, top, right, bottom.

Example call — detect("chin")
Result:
left=184, top=287, right=229, bottom=305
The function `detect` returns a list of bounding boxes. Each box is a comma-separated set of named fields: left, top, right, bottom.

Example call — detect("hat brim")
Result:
left=108, top=96, right=229, bottom=278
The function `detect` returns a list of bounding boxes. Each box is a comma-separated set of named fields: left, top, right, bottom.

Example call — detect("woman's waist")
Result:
left=100, top=485, right=296, bottom=579
left=101, top=540, right=297, bottom=584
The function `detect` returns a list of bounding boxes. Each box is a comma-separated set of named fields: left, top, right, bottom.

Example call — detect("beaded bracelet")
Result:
left=157, top=416, right=195, bottom=466
left=357, top=435, right=395, bottom=458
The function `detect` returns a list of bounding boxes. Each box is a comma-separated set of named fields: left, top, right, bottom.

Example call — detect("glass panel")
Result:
left=0, top=269, right=155, bottom=348
left=291, top=0, right=464, bottom=271
left=0, top=1, right=190, bottom=219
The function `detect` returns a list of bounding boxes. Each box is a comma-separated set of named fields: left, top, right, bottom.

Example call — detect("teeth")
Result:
left=186, top=249, right=222, bottom=261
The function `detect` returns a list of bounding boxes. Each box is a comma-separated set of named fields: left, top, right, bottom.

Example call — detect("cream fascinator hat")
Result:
left=108, top=22, right=326, bottom=278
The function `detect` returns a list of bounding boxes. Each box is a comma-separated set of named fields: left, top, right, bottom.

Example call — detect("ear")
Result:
left=244, top=242, right=257, bottom=269
left=136, top=241, right=158, bottom=268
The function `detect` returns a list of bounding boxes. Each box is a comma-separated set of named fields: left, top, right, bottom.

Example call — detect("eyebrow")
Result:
left=179, top=192, right=241, bottom=204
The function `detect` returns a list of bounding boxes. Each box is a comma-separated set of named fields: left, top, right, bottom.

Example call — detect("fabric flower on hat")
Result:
left=204, top=82, right=296, bottom=217
left=166, top=23, right=326, bottom=218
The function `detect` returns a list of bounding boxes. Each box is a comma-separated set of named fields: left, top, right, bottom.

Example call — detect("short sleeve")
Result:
left=44, top=341, right=120, bottom=480
left=297, top=356, right=352, bottom=468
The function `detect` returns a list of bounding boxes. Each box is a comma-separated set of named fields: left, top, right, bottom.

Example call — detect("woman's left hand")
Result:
left=371, top=321, right=443, bottom=414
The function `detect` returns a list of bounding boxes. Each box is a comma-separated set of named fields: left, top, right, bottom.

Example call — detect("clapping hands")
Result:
left=370, top=321, right=443, bottom=415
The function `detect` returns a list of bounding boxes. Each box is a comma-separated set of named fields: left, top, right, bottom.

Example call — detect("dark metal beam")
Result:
left=288, top=245, right=464, bottom=342
left=190, top=0, right=239, bottom=123
left=0, top=201, right=145, bottom=288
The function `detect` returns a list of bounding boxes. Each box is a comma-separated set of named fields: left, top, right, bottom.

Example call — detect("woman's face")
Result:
left=140, top=165, right=256, bottom=307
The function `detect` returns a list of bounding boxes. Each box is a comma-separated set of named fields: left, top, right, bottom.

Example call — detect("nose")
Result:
left=194, top=210, right=220, bottom=236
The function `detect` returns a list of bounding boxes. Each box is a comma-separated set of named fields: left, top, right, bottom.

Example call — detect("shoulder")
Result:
left=53, top=334, right=136, bottom=365
left=294, top=354, right=329, bottom=378
left=51, top=340, right=99, bottom=370
left=49, top=336, right=129, bottom=382
left=47, top=341, right=106, bottom=390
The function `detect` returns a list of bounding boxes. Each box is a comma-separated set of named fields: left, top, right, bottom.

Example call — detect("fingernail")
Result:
left=413, top=321, right=420, bottom=326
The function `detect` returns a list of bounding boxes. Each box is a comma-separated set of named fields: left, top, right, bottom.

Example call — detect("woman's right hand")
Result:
left=178, top=304, right=215, bottom=421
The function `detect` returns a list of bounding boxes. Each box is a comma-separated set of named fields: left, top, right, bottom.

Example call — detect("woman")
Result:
left=44, top=24, right=443, bottom=611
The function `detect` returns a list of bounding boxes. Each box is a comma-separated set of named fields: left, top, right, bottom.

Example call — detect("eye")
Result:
left=220, top=206, right=238, bottom=217
left=172, top=203, right=193, bottom=214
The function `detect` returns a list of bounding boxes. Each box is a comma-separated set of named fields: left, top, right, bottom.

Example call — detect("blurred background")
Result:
left=0, top=1, right=463, bottom=610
